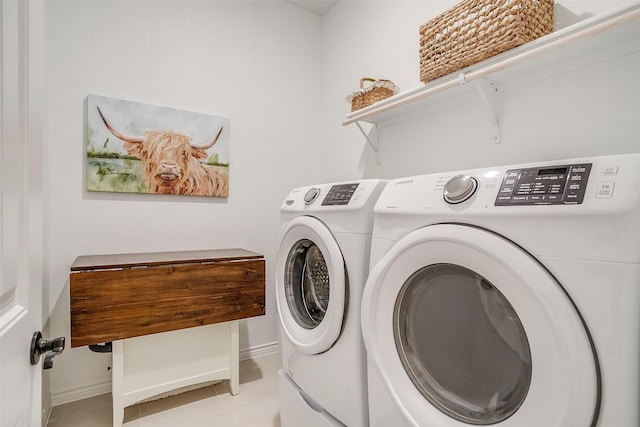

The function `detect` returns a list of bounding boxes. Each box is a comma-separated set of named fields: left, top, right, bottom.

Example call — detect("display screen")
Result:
left=322, top=183, right=359, bottom=206
left=538, top=167, right=568, bottom=176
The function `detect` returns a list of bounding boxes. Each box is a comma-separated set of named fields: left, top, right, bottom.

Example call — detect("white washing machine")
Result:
left=361, top=153, right=640, bottom=427
left=276, top=179, right=387, bottom=427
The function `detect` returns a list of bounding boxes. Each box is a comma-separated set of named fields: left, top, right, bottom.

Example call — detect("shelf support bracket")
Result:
left=356, top=121, right=380, bottom=163
left=459, top=74, right=502, bottom=144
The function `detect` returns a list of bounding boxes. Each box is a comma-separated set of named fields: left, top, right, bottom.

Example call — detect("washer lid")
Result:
left=362, top=224, right=599, bottom=426
left=276, top=216, right=346, bottom=355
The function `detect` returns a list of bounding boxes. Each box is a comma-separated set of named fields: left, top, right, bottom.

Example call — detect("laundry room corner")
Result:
left=18, top=0, right=640, bottom=424
left=41, top=0, right=335, bottom=412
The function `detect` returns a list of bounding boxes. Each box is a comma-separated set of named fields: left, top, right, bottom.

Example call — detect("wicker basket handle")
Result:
left=360, top=77, right=395, bottom=89
left=360, top=78, right=376, bottom=89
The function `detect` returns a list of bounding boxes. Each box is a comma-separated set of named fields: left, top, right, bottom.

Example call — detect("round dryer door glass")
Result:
left=285, top=239, right=331, bottom=329
left=394, top=263, right=532, bottom=425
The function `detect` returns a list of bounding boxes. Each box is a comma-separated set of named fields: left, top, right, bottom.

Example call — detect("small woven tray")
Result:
left=419, top=0, right=554, bottom=83
left=346, top=78, right=399, bottom=112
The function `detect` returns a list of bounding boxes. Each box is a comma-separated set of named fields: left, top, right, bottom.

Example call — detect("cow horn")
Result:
left=192, top=126, right=223, bottom=150
left=96, top=107, right=144, bottom=144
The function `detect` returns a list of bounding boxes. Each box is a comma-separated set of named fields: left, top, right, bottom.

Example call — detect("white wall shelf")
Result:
left=343, top=2, right=640, bottom=130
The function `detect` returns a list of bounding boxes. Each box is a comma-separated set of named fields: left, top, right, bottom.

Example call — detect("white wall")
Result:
left=320, top=0, right=640, bottom=180
left=44, top=0, right=639, bottom=408
left=44, top=0, right=332, bottom=405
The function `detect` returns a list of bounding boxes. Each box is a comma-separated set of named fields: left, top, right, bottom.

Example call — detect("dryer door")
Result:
left=362, top=224, right=599, bottom=427
left=276, top=216, right=346, bottom=355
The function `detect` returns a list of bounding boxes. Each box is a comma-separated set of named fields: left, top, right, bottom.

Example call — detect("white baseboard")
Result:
left=49, top=341, right=280, bottom=407
left=240, top=341, right=280, bottom=360
left=51, top=380, right=112, bottom=407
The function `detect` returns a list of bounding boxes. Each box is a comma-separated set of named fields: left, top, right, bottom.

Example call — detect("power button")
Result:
left=596, top=182, right=615, bottom=199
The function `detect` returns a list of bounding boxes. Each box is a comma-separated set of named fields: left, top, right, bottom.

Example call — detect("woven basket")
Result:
left=346, top=78, right=398, bottom=112
left=419, top=0, right=554, bottom=83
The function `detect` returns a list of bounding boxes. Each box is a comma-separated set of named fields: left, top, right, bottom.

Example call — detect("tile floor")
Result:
left=47, top=352, right=282, bottom=427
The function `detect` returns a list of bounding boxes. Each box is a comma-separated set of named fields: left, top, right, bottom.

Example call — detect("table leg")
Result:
left=112, top=340, right=124, bottom=427
left=230, top=322, right=239, bottom=396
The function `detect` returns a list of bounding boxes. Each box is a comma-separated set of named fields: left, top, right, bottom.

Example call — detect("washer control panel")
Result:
left=495, top=163, right=592, bottom=206
left=321, top=183, right=360, bottom=206
left=282, top=179, right=387, bottom=213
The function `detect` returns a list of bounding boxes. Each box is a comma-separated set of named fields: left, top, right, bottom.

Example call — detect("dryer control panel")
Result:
left=495, top=163, right=592, bottom=206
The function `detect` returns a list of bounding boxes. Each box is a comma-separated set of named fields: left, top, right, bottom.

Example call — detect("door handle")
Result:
left=30, top=331, right=65, bottom=369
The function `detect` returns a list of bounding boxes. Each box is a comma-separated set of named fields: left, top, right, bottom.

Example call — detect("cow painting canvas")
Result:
left=86, top=95, right=230, bottom=197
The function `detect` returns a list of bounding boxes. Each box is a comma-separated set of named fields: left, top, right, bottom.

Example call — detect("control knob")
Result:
left=443, top=175, right=478, bottom=204
left=304, top=187, right=321, bottom=205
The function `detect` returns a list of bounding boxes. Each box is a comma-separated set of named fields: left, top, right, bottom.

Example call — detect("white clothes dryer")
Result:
left=362, top=153, right=640, bottom=427
left=276, top=179, right=387, bottom=427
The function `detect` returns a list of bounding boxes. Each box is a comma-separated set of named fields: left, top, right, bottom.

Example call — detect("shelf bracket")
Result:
left=356, top=121, right=380, bottom=163
left=459, top=74, right=502, bottom=144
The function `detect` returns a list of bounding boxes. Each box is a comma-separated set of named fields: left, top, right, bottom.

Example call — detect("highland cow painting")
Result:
left=86, top=95, right=230, bottom=197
